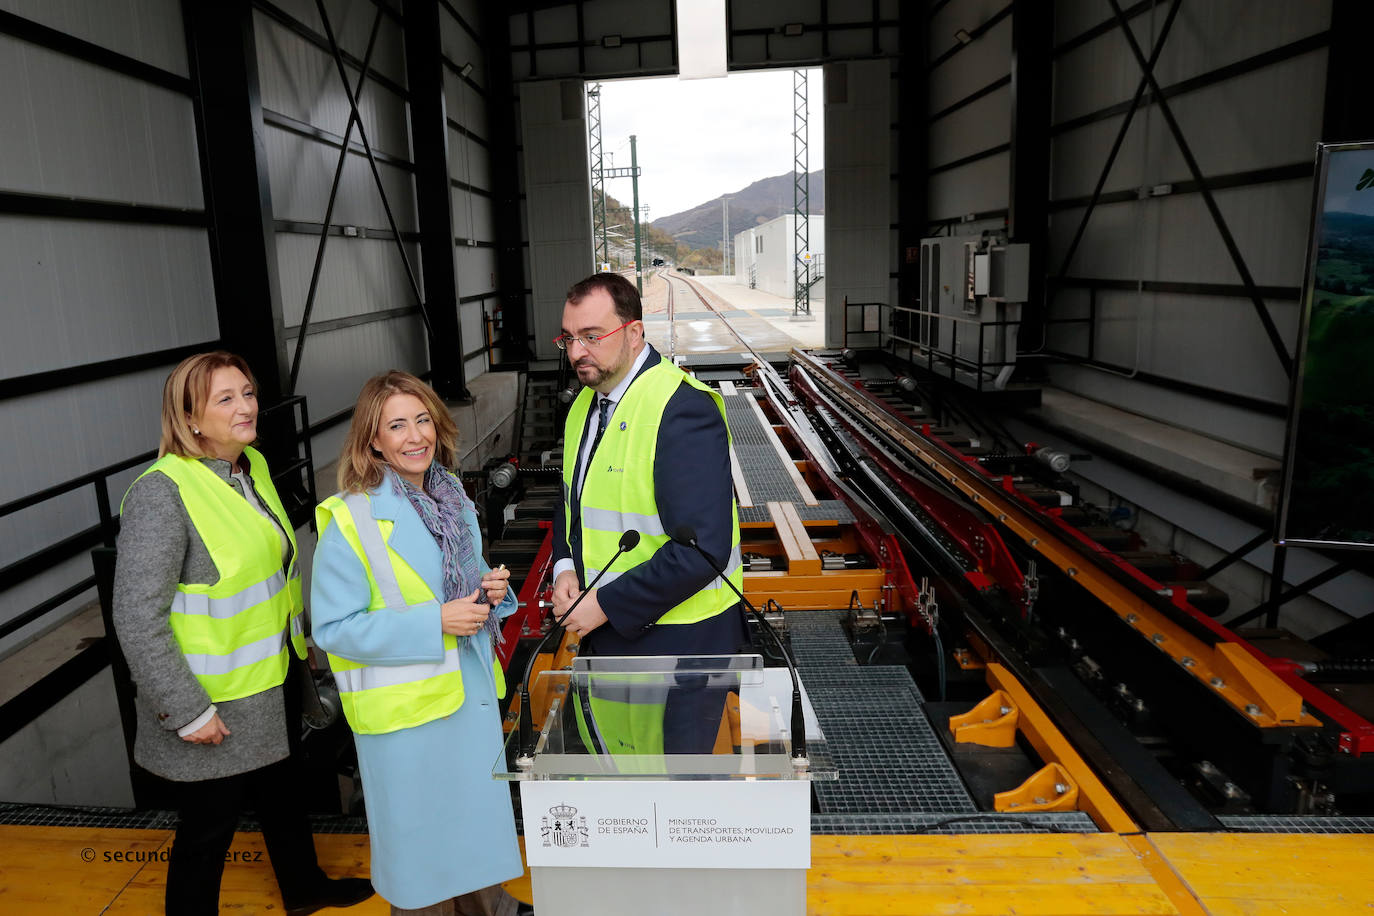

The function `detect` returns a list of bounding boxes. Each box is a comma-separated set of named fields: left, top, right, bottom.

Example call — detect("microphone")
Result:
left=671, top=525, right=808, bottom=766
left=516, top=529, right=640, bottom=764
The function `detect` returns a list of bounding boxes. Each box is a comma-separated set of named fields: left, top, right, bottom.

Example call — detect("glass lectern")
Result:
left=494, top=654, right=833, bottom=916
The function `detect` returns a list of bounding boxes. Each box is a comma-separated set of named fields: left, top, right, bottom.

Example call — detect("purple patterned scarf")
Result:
left=392, top=466, right=504, bottom=647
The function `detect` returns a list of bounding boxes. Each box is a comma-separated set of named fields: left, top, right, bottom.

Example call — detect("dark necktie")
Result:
left=588, top=396, right=612, bottom=462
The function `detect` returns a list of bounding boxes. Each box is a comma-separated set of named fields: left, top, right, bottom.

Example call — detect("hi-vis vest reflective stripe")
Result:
left=125, top=448, right=306, bottom=703
left=573, top=674, right=669, bottom=765
left=315, top=490, right=507, bottom=736
left=562, top=359, right=742, bottom=624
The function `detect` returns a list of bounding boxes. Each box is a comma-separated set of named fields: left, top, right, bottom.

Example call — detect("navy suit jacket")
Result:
left=553, top=345, right=746, bottom=656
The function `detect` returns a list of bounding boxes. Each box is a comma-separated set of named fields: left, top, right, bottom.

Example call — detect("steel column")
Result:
left=1321, top=0, right=1374, bottom=142
left=405, top=0, right=469, bottom=399
left=897, top=2, right=927, bottom=312
left=182, top=0, right=289, bottom=404
left=1007, top=0, right=1052, bottom=318
left=482, top=0, right=531, bottom=363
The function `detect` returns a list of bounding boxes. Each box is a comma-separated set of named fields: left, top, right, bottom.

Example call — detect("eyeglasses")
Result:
left=553, top=319, right=636, bottom=351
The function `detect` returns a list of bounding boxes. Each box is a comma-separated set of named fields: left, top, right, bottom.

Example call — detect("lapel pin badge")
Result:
left=619, top=421, right=627, bottom=431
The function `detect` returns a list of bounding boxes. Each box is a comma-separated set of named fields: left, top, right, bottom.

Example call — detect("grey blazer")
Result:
left=112, top=457, right=291, bottom=782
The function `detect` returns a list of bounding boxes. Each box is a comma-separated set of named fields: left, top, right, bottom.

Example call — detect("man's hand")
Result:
left=551, top=569, right=581, bottom=618
left=561, top=588, right=608, bottom=638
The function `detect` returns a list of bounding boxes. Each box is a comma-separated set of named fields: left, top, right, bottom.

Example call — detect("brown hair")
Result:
left=565, top=272, right=642, bottom=322
left=158, top=351, right=258, bottom=458
left=337, top=371, right=458, bottom=493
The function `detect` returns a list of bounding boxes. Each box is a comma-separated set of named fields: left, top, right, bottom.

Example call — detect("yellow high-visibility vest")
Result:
left=126, top=448, right=306, bottom=702
left=561, top=359, right=742, bottom=624
left=315, top=490, right=506, bottom=736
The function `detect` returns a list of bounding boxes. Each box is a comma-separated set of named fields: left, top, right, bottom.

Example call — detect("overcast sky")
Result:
left=595, top=68, right=823, bottom=221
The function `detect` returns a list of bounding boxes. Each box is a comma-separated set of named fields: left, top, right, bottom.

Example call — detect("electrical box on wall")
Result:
left=988, top=243, right=1029, bottom=303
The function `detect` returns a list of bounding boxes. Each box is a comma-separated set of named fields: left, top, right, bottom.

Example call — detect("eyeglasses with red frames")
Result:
left=553, top=319, right=636, bottom=351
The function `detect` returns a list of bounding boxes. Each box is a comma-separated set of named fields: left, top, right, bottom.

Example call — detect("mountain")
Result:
left=651, top=170, right=824, bottom=252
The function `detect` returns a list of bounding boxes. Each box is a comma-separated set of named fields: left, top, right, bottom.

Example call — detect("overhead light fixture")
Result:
left=602, top=34, right=622, bottom=48
left=783, top=22, right=804, bottom=37
left=954, top=29, right=973, bottom=45
left=458, top=62, right=473, bottom=78
left=676, top=0, right=727, bottom=80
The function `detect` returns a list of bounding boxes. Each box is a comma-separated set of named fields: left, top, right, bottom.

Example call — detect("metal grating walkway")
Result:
left=720, top=389, right=853, bottom=524
left=787, top=612, right=982, bottom=821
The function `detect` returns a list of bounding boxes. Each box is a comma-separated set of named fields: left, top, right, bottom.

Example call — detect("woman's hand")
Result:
left=440, top=588, right=491, bottom=636
left=481, top=565, right=511, bottom=607
left=182, top=713, right=231, bottom=745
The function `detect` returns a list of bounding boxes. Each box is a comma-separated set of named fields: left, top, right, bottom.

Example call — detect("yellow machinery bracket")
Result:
left=995, top=762, right=1079, bottom=813
left=949, top=690, right=1019, bottom=747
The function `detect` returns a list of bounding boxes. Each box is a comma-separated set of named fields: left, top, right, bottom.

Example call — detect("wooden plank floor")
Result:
left=3, top=825, right=1372, bottom=914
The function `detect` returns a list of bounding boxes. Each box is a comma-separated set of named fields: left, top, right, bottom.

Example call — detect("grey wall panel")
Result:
left=0, top=37, right=202, bottom=208
left=1147, top=0, right=1329, bottom=88
left=520, top=80, right=593, bottom=360
left=0, top=218, right=216, bottom=378
left=448, top=133, right=492, bottom=193
left=1052, top=20, right=1159, bottom=125
left=1139, top=52, right=1326, bottom=182
left=928, top=21, right=1010, bottom=113
left=0, top=0, right=188, bottom=75
left=460, top=299, right=487, bottom=365
left=266, top=0, right=409, bottom=86
left=929, top=0, right=1007, bottom=64
left=444, top=70, right=490, bottom=141
left=255, top=11, right=412, bottom=161
left=265, top=126, right=417, bottom=229
left=826, top=24, right=899, bottom=58
left=1049, top=116, right=1152, bottom=201
left=276, top=234, right=419, bottom=327
left=456, top=245, right=498, bottom=299
left=928, top=87, right=1010, bottom=168
left=928, top=153, right=1010, bottom=221
left=450, top=189, right=494, bottom=244
left=824, top=60, right=890, bottom=344
left=440, top=8, right=484, bottom=82
left=288, top=316, right=429, bottom=422
left=1046, top=363, right=1289, bottom=458
left=0, top=368, right=166, bottom=559
left=1048, top=180, right=1311, bottom=290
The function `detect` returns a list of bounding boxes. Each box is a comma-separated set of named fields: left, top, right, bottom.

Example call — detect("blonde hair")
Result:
left=158, top=351, right=258, bottom=458
left=338, top=371, right=458, bottom=493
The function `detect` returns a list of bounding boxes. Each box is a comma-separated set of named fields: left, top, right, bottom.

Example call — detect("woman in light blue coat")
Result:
left=311, top=371, right=523, bottom=915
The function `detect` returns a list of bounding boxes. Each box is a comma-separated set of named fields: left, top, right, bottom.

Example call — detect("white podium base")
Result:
left=530, top=866, right=805, bottom=915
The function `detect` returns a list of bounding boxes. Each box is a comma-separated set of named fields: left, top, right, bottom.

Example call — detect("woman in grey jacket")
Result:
left=113, top=351, right=372, bottom=916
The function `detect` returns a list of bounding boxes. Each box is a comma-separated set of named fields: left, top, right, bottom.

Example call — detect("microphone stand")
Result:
left=516, top=531, right=640, bottom=767
left=673, top=528, right=808, bottom=768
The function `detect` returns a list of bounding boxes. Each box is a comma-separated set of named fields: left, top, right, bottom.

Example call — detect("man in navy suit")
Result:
left=552, top=272, right=746, bottom=653
left=551, top=273, right=746, bottom=752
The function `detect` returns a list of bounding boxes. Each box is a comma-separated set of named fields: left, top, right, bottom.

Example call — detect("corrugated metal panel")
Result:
left=254, top=11, right=412, bottom=162
left=439, top=7, right=483, bottom=82
left=264, top=126, right=417, bottom=229
left=267, top=0, right=408, bottom=87
left=0, top=0, right=189, bottom=75
left=0, top=37, right=202, bottom=207
left=276, top=234, right=419, bottom=327
left=824, top=60, right=889, bottom=345
left=448, top=134, right=491, bottom=193
left=520, top=80, right=593, bottom=360
left=456, top=245, right=498, bottom=296
left=444, top=70, right=489, bottom=142
left=928, top=154, right=1009, bottom=220
left=0, top=217, right=216, bottom=378
left=288, top=316, right=428, bottom=422
left=928, top=87, right=1010, bottom=169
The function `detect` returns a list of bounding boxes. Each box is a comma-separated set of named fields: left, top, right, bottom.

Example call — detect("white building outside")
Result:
left=733, top=214, right=825, bottom=300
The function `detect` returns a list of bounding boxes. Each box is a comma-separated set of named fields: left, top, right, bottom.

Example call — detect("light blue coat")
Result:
left=310, top=478, right=522, bottom=909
